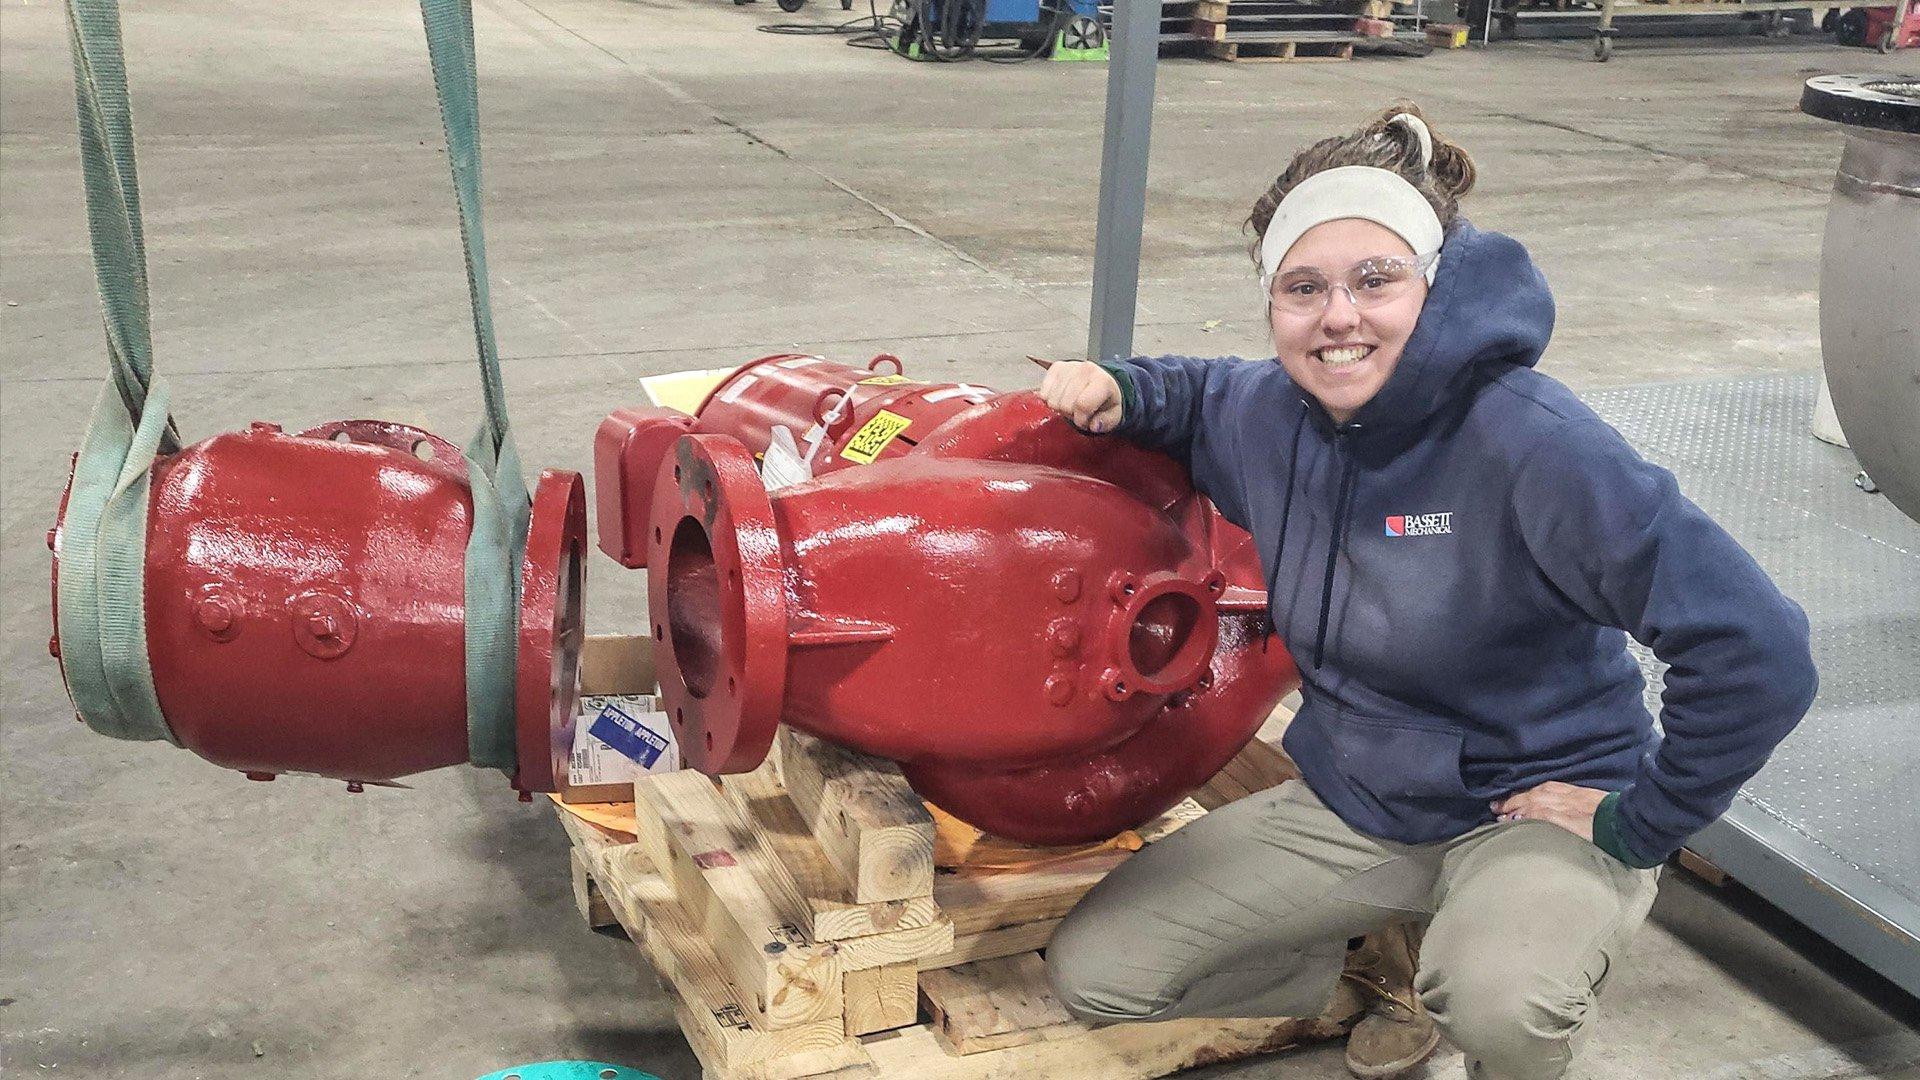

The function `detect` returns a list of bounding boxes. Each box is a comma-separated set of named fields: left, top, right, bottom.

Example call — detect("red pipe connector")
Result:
left=598, top=355, right=1299, bottom=844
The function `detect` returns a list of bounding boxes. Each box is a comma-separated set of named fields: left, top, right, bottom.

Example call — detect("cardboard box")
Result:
left=560, top=635, right=676, bottom=803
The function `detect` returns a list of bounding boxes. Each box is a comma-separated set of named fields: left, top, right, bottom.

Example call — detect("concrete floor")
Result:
left=3, top=0, right=1918, bottom=1075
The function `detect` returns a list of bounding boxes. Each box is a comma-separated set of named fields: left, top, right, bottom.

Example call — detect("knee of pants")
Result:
left=1416, top=964, right=1590, bottom=1080
left=1045, top=913, right=1181, bottom=1024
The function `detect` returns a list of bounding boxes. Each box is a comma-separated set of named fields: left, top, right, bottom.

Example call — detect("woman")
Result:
left=1036, top=104, right=1818, bottom=1080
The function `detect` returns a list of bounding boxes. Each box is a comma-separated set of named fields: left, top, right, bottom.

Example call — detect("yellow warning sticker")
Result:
left=841, top=410, right=913, bottom=465
left=857, top=373, right=918, bottom=386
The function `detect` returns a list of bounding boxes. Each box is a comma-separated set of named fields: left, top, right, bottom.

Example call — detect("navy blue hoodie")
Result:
left=1105, top=222, right=1817, bottom=867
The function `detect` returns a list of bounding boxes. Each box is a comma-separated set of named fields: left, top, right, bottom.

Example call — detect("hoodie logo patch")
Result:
left=1385, top=513, right=1453, bottom=538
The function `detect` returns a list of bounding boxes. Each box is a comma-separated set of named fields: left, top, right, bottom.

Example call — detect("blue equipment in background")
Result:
left=892, top=0, right=1108, bottom=60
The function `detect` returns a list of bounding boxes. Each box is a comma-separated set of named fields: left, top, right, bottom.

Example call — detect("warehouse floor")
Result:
left=4, top=0, right=1919, bottom=1076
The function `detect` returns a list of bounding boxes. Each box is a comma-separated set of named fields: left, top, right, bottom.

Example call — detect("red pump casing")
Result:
left=49, top=419, right=588, bottom=793
left=596, top=355, right=1300, bottom=845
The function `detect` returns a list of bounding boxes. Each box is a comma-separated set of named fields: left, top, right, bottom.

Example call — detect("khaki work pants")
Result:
left=1045, top=780, right=1660, bottom=1080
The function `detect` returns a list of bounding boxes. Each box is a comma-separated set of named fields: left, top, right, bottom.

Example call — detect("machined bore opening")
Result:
left=1128, top=591, right=1204, bottom=682
left=550, top=537, right=586, bottom=727
left=668, top=515, right=725, bottom=700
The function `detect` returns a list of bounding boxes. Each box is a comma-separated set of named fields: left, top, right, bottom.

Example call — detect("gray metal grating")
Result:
left=1584, top=373, right=1920, bottom=962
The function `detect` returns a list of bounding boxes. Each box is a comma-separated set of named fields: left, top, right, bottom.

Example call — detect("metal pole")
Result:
left=1086, top=0, right=1163, bottom=364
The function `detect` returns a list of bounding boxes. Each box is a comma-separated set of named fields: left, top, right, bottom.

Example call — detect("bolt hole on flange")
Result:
left=668, top=516, right=725, bottom=699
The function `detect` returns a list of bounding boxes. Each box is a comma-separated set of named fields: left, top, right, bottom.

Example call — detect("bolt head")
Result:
left=1051, top=569, right=1083, bottom=603
left=196, top=597, right=236, bottom=634
left=1044, top=673, right=1075, bottom=706
left=1047, top=619, right=1082, bottom=656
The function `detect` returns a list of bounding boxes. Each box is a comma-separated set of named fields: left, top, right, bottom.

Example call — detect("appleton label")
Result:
left=841, top=410, right=912, bottom=465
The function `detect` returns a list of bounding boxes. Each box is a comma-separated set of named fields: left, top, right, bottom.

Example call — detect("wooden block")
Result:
left=555, top=809, right=857, bottom=1076
left=934, top=849, right=1130, bottom=937
left=778, top=728, right=935, bottom=903
left=678, top=1000, right=871, bottom=1080
left=637, top=770, right=843, bottom=1030
left=1425, top=21, right=1469, bottom=46
left=919, top=953, right=1082, bottom=1056
left=572, top=848, right=619, bottom=930
left=844, top=962, right=921, bottom=1037
left=920, top=918, right=1063, bottom=971
left=725, top=763, right=944, bottom=943
left=1206, top=38, right=1354, bottom=61
left=808, top=894, right=944, bottom=944
left=1134, top=797, right=1208, bottom=845
left=1678, top=848, right=1730, bottom=887
left=838, top=918, right=958, bottom=972
left=1354, top=16, right=1394, bottom=35
left=861, top=1011, right=1350, bottom=1079
left=1191, top=17, right=1228, bottom=41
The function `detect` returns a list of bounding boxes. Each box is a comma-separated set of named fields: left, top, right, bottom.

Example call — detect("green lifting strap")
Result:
left=55, top=0, right=179, bottom=744
left=55, top=0, right=533, bottom=775
left=416, top=0, right=534, bottom=772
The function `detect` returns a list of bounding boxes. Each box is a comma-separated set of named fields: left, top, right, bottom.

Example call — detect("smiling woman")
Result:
left=1035, top=101, right=1817, bottom=1080
left=1247, top=105, right=1471, bottom=424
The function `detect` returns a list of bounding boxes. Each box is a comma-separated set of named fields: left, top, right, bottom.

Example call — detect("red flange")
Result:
left=515, top=468, right=588, bottom=793
left=647, top=434, right=790, bottom=774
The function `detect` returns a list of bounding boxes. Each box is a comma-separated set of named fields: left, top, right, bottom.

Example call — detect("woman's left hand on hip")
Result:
left=1491, top=781, right=1607, bottom=841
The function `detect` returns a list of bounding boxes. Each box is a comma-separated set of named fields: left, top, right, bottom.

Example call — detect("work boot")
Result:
left=1342, top=922, right=1441, bottom=1079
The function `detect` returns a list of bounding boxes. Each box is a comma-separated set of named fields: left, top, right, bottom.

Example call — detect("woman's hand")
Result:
left=1491, top=781, right=1607, bottom=841
left=1039, top=361, right=1125, bottom=434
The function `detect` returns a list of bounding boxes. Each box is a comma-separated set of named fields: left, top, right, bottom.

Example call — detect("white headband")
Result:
left=1257, top=120, right=1446, bottom=293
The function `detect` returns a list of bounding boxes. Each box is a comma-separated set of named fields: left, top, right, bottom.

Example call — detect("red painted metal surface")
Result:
left=606, top=355, right=1300, bottom=845
left=49, top=418, right=586, bottom=792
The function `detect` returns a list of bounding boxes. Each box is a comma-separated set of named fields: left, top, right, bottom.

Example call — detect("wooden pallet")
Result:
left=1204, top=33, right=1361, bottom=59
left=1194, top=0, right=1396, bottom=21
left=559, top=726, right=1355, bottom=1079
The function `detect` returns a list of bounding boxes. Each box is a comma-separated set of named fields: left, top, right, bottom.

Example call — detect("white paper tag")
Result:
left=718, top=374, right=760, bottom=405
left=775, top=356, right=823, bottom=369
left=921, top=384, right=992, bottom=405
left=760, top=426, right=812, bottom=490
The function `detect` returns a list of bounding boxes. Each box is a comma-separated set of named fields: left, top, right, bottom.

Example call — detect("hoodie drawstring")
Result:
left=1261, top=401, right=1359, bottom=671
left=1262, top=401, right=1311, bottom=637
left=1314, top=439, right=1359, bottom=669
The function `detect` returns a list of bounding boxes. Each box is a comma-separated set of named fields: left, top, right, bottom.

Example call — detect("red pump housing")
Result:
left=49, top=419, right=588, bottom=793
left=597, top=355, right=1300, bottom=845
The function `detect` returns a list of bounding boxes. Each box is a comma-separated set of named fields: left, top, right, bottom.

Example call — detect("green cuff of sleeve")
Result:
left=1591, top=791, right=1664, bottom=869
left=1093, top=362, right=1138, bottom=431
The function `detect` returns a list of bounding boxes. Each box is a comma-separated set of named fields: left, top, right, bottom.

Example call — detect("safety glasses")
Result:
left=1262, top=251, right=1439, bottom=318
